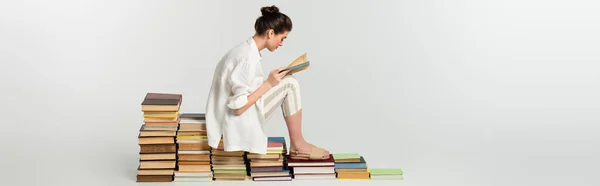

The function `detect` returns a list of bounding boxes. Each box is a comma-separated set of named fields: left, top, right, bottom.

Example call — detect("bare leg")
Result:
left=284, top=109, right=329, bottom=157
left=261, top=75, right=329, bottom=157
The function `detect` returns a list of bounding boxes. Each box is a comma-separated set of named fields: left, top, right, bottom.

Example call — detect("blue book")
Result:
left=268, top=137, right=286, bottom=143
left=334, top=156, right=367, bottom=169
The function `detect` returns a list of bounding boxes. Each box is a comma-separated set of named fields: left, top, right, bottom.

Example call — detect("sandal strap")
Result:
left=290, top=147, right=310, bottom=155
left=289, top=146, right=328, bottom=160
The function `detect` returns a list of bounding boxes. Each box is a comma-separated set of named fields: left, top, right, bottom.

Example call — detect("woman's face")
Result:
left=266, top=31, right=289, bottom=52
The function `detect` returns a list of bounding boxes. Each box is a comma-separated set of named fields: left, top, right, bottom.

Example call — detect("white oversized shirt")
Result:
left=205, top=37, right=268, bottom=154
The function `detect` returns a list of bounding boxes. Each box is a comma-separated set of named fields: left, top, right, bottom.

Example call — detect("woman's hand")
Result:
left=266, top=67, right=289, bottom=87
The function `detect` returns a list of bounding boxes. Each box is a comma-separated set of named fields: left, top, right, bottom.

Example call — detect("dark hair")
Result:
left=254, top=5, right=292, bottom=35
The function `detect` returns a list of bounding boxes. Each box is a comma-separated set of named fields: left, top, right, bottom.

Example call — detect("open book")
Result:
left=279, top=53, right=310, bottom=75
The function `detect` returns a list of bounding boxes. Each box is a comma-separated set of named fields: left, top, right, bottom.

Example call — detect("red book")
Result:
left=287, top=154, right=334, bottom=167
left=268, top=142, right=283, bottom=147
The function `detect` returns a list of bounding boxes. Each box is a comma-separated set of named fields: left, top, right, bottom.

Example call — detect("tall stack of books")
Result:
left=287, top=154, right=336, bottom=180
left=333, top=153, right=369, bottom=180
left=173, top=113, right=213, bottom=182
left=210, top=139, right=249, bottom=181
left=247, top=137, right=292, bottom=181
left=136, top=93, right=182, bottom=182
left=369, top=168, right=403, bottom=180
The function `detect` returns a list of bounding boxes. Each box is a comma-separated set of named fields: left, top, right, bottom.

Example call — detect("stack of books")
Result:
left=247, top=137, right=292, bottom=181
left=173, top=113, right=213, bottom=182
left=333, top=153, right=369, bottom=180
left=136, top=93, right=182, bottom=182
left=287, top=154, right=336, bottom=180
left=210, top=139, right=249, bottom=181
left=369, top=168, right=403, bottom=180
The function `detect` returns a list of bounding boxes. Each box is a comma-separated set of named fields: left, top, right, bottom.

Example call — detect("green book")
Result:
left=213, top=171, right=247, bottom=174
left=332, top=153, right=361, bottom=159
left=370, top=168, right=403, bottom=175
left=211, top=167, right=246, bottom=170
left=279, top=61, right=310, bottom=74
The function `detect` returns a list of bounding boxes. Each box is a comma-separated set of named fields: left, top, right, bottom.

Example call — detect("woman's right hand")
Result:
left=266, top=67, right=289, bottom=87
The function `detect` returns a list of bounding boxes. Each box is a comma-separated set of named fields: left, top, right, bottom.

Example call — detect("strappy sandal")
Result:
left=289, top=145, right=329, bottom=160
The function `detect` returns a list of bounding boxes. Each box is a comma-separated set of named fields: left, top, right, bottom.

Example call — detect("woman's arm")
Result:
left=232, top=81, right=272, bottom=116
left=232, top=67, right=288, bottom=116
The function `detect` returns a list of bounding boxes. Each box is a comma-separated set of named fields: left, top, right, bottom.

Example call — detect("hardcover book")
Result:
left=280, top=53, right=310, bottom=75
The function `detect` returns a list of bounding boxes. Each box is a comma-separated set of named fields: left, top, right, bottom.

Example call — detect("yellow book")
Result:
left=176, top=135, right=208, bottom=139
left=143, top=111, right=179, bottom=118
left=267, top=150, right=284, bottom=154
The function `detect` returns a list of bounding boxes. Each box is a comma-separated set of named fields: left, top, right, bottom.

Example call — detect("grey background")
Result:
left=1, top=0, right=599, bottom=186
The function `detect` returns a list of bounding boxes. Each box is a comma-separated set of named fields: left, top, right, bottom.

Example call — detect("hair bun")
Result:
left=261, top=5, right=280, bottom=16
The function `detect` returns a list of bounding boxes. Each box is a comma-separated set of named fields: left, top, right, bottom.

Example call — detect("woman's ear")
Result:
left=268, top=29, right=274, bottom=39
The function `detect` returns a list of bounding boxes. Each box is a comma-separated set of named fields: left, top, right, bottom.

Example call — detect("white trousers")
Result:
left=261, top=75, right=302, bottom=121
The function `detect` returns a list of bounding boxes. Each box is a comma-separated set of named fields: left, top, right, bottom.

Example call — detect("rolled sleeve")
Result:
left=227, top=94, right=248, bottom=110
left=227, top=58, right=254, bottom=110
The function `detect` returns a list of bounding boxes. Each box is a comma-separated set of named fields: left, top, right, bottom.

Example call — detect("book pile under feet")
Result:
left=333, top=153, right=369, bottom=180
left=288, top=154, right=336, bottom=180
left=248, top=137, right=292, bottom=181
left=136, top=93, right=181, bottom=182
left=174, top=113, right=212, bottom=182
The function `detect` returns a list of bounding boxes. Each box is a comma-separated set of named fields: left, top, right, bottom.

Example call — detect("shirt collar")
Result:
left=248, top=37, right=262, bottom=60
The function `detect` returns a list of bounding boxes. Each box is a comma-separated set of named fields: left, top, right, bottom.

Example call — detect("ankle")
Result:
left=291, top=140, right=309, bottom=149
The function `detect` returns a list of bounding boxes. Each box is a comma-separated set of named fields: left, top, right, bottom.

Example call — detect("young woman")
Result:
left=205, top=5, right=330, bottom=160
